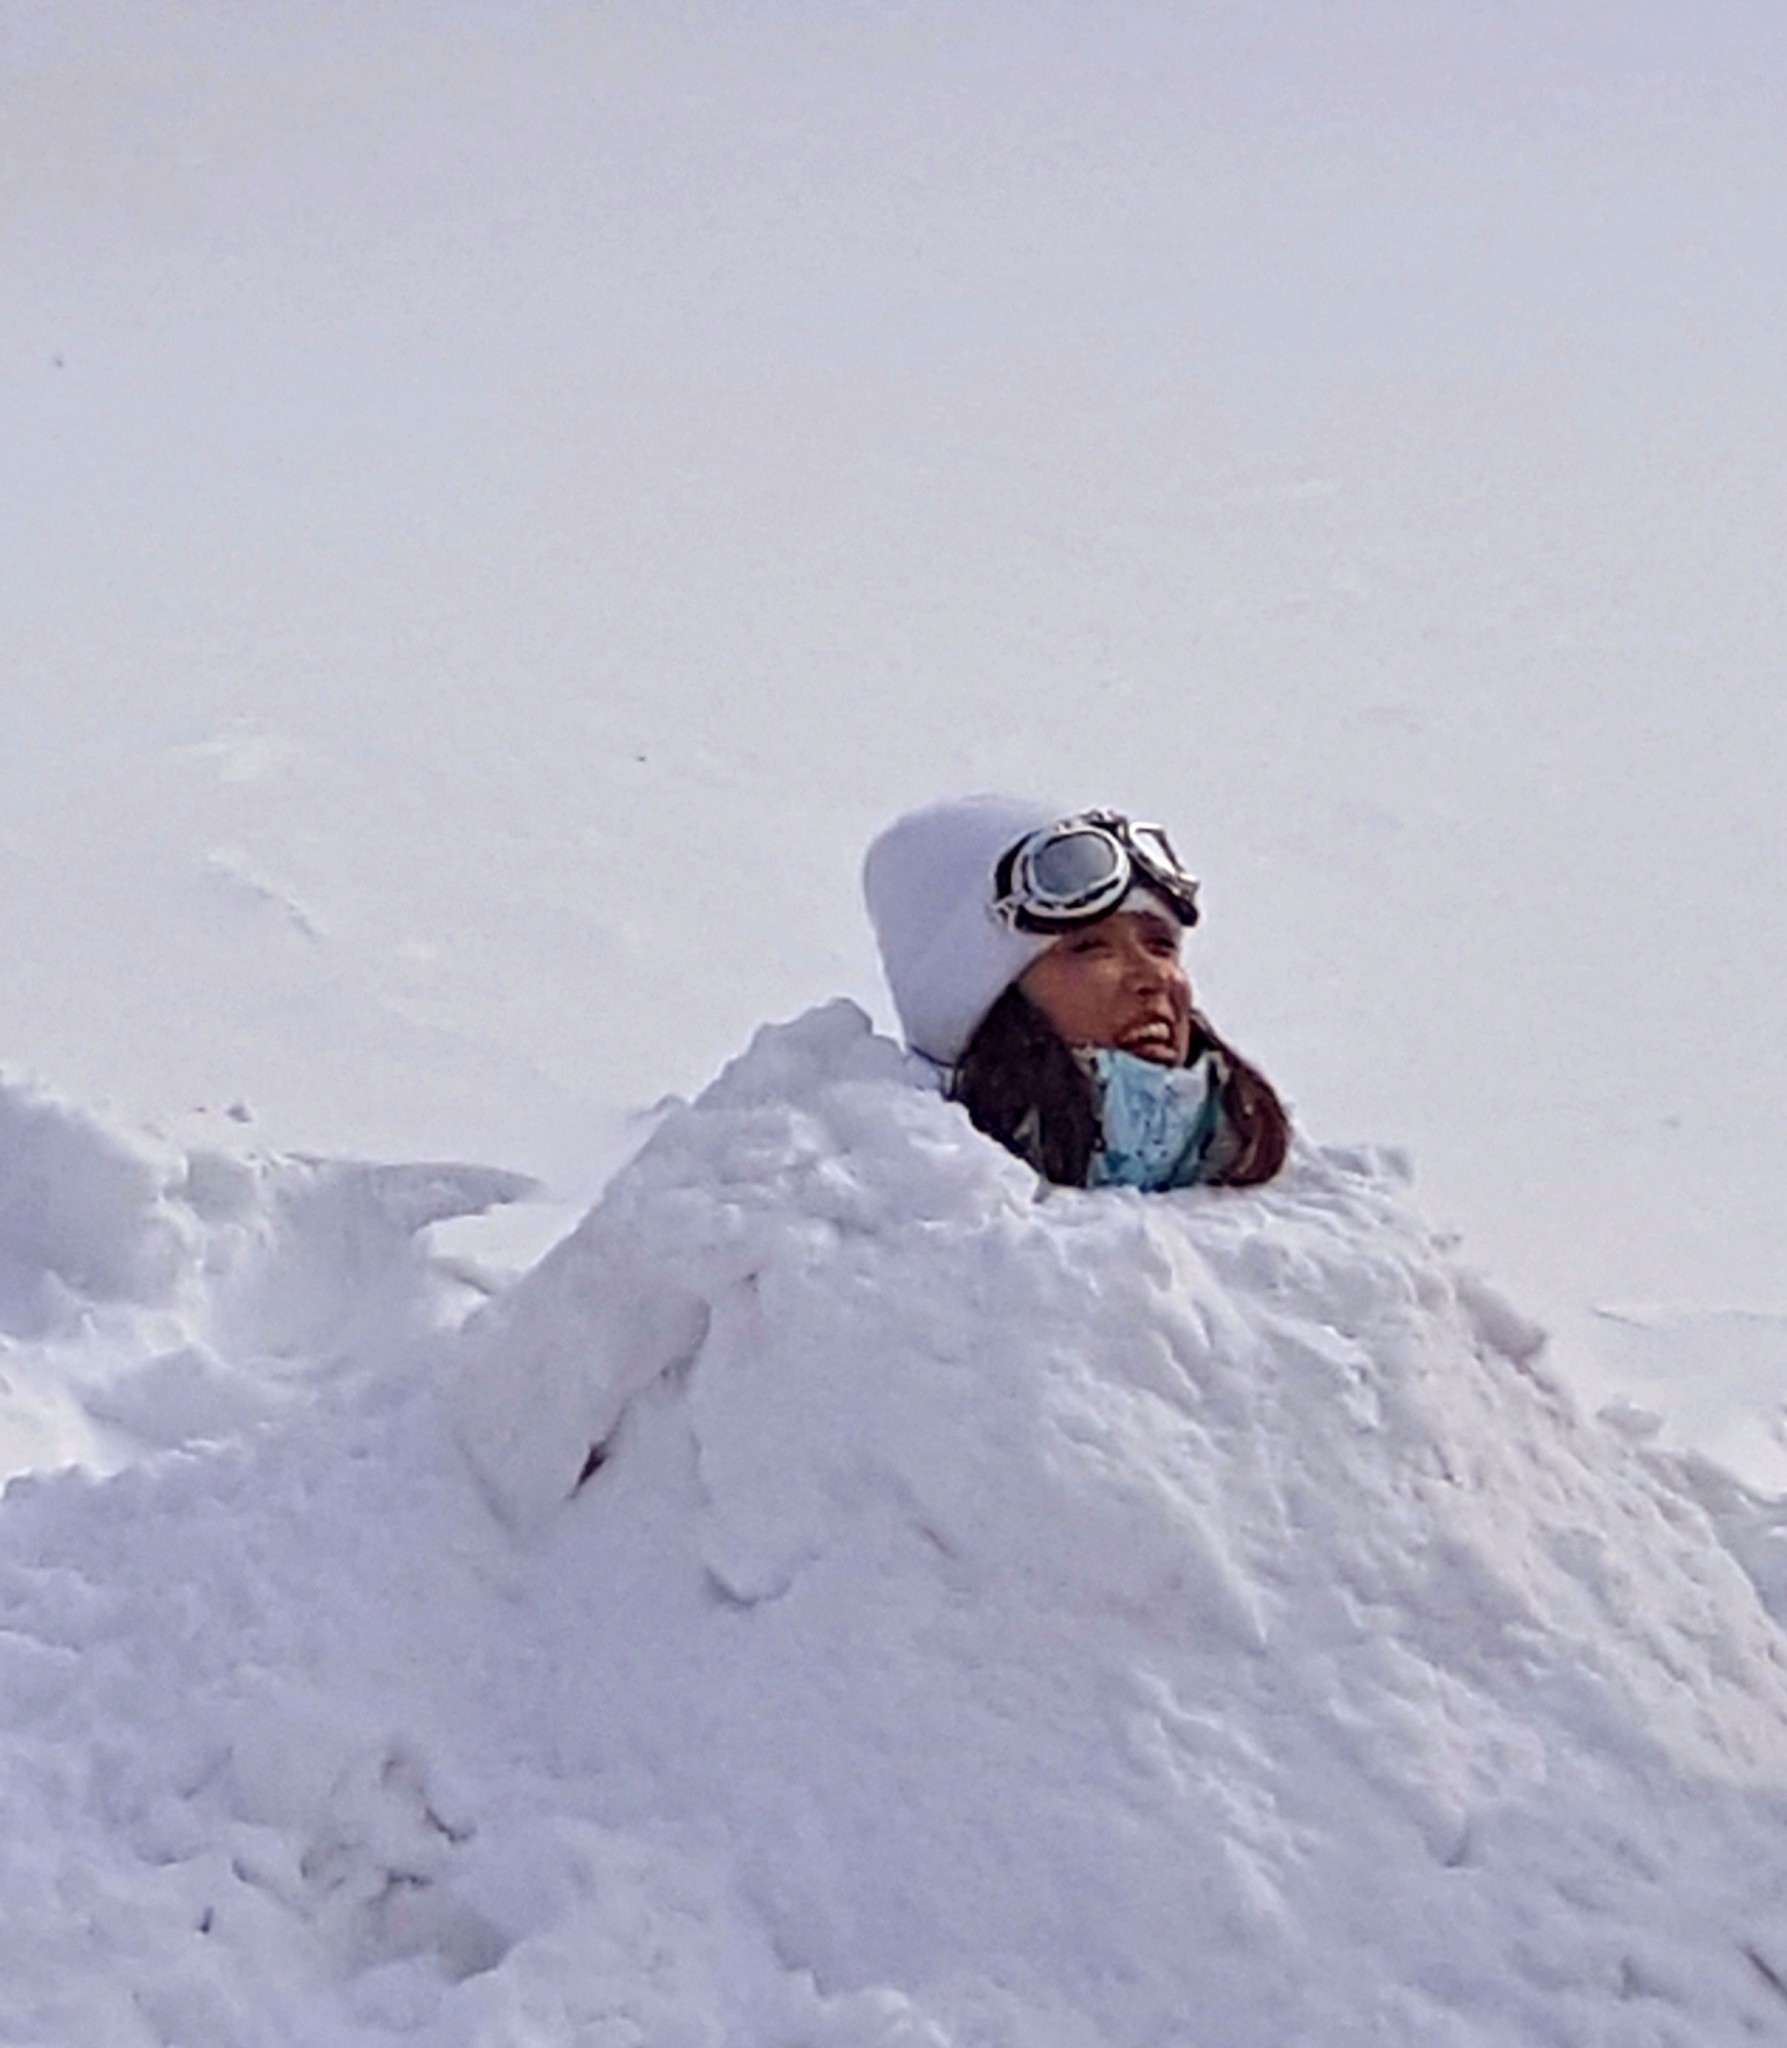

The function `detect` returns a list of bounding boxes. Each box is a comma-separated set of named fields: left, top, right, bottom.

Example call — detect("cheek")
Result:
left=1023, top=955, right=1114, bottom=1032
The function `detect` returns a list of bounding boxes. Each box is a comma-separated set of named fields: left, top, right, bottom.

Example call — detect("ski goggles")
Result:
left=991, top=811, right=1201, bottom=934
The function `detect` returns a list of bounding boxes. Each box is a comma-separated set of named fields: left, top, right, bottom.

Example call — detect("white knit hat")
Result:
left=863, top=794, right=1064, bottom=1067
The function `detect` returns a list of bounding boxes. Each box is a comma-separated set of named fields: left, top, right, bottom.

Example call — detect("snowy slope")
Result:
left=6, top=0, right=1787, bottom=1386
left=9, top=1011, right=1787, bottom=2043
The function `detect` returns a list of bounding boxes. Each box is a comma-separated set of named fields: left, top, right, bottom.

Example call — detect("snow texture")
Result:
left=8, top=1009, right=1787, bottom=2043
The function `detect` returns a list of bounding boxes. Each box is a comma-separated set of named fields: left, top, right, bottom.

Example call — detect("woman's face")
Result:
left=1017, top=906, right=1193, bottom=1064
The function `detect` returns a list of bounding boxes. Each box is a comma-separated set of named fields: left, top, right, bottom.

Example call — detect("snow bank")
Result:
left=7, top=1006, right=1787, bottom=2043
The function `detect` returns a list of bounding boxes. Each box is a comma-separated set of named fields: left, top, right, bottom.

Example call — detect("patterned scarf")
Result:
left=1083, top=1047, right=1224, bottom=1191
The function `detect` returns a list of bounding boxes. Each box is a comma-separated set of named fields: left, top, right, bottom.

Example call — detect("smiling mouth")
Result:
left=1118, top=1018, right=1180, bottom=1058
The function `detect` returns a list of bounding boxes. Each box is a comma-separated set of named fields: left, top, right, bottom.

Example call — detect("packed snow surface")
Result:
left=9, top=1010, right=1787, bottom=2044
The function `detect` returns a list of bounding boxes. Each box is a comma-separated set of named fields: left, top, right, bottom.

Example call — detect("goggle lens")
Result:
left=1025, top=828, right=1125, bottom=906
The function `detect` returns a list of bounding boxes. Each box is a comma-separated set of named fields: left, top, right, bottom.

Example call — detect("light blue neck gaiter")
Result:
left=1084, top=1047, right=1223, bottom=1191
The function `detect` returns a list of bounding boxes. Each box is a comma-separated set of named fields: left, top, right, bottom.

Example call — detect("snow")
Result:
left=445, top=1007, right=1787, bottom=2042
left=6, top=3, right=1787, bottom=2037
left=6, top=1008, right=1787, bottom=2041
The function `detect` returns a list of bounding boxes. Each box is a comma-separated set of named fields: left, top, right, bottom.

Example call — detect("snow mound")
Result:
left=452, top=1000, right=1787, bottom=2044
left=6, top=1006, right=1787, bottom=2043
left=0, top=1065, right=534, bottom=1475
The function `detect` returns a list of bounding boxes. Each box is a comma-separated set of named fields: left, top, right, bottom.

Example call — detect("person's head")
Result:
left=864, top=795, right=1287, bottom=1187
left=862, top=798, right=1200, bottom=1067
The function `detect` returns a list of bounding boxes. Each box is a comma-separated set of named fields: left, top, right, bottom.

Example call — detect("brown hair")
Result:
left=951, top=985, right=1289, bottom=1189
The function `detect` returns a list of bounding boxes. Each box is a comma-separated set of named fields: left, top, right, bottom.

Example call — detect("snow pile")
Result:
left=0, top=1065, right=532, bottom=1476
left=452, top=1002, right=1787, bottom=2043
left=6, top=1009, right=1787, bottom=2042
